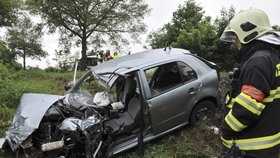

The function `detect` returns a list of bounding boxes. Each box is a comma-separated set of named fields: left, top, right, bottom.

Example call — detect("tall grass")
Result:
left=118, top=121, right=222, bottom=158
left=0, top=68, right=83, bottom=135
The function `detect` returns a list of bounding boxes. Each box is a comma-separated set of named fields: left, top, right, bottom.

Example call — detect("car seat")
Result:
left=105, top=96, right=140, bottom=135
left=104, top=78, right=140, bottom=135
left=154, top=70, right=181, bottom=90
left=120, top=77, right=137, bottom=106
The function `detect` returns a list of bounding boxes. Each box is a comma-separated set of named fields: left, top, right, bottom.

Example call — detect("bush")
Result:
left=0, top=64, right=14, bottom=107
left=0, top=105, right=14, bottom=136
left=44, top=66, right=60, bottom=72
left=0, top=64, right=15, bottom=136
left=11, top=62, right=23, bottom=71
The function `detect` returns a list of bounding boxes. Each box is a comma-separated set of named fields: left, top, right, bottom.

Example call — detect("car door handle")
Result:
left=188, top=87, right=197, bottom=94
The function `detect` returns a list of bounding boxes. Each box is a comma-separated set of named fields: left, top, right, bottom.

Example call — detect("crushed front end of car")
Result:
left=0, top=75, right=113, bottom=157
left=0, top=67, right=140, bottom=158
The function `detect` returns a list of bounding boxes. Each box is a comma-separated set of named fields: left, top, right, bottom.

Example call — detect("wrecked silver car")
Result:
left=0, top=48, right=220, bottom=157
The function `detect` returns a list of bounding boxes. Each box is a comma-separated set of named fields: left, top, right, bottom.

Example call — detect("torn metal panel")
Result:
left=0, top=138, right=4, bottom=149
left=3, top=93, right=63, bottom=151
left=12, top=93, right=63, bottom=128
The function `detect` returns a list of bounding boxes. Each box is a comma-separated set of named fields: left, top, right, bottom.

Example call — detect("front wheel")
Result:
left=190, top=100, right=215, bottom=126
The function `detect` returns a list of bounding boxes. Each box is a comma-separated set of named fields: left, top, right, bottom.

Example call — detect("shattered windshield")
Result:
left=71, top=70, right=120, bottom=105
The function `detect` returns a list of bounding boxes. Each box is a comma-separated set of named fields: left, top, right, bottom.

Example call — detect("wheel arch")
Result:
left=188, top=96, right=217, bottom=126
left=197, top=96, right=218, bottom=108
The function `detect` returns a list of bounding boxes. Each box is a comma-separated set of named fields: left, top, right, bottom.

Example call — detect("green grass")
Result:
left=0, top=69, right=226, bottom=157
left=118, top=109, right=224, bottom=158
left=0, top=69, right=82, bottom=135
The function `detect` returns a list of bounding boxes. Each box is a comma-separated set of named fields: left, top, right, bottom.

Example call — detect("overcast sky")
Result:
left=21, top=0, right=280, bottom=68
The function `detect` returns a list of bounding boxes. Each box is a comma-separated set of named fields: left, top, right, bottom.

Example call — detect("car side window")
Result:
left=144, top=62, right=183, bottom=97
left=178, top=61, right=197, bottom=83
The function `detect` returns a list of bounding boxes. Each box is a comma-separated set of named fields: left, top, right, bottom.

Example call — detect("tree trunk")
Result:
left=80, top=32, right=87, bottom=70
left=23, top=48, right=26, bottom=70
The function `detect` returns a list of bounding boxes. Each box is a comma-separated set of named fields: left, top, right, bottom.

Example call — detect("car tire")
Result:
left=190, top=100, right=215, bottom=126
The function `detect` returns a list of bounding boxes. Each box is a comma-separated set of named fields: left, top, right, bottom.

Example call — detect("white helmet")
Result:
left=220, top=9, right=273, bottom=44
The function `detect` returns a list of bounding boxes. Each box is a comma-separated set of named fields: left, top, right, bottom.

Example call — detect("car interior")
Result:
left=104, top=76, right=141, bottom=136
left=148, top=62, right=182, bottom=96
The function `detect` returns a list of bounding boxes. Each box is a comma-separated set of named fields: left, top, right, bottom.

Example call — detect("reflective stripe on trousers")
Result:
left=225, top=95, right=235, bottom=109
left=221, top=132, right=280, bottom=150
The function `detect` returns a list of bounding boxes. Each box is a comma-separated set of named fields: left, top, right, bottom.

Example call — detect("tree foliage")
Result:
left=211, top=6, right=237, bottom=71
left=0, top=0, right=20, bottom=27
left=148, top=0, right=216, bottom=59
left=6, top=15, right=47, bottom=70
left=0, top=39, right=22, bottom=69
left=26, top=0, right=150, bottom=69
left=0, top=40, right=9, bottom=64
left=148, top=1, right=239, bottom=71
left=53, top=46, right=80, bottom=72
left=272, top=25, right=280, bottom=31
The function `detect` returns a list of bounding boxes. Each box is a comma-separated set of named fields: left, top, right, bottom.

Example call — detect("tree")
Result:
left=6, top=15, right=47, bottom=70
left=272, top=25, right=280, bottom=31
left=147, top=28, right=169, bottom=49
left=147, top=2, right=239, bottom=71
left=212, top=6, right=237, bottom=71
left=148, top=0, right=205, bottom=49
left=27, top=0, right=150, bottom=69
left=213, top=6, right=236, bottom=38
left=172, top=16, right=216, bottom=59
left=0, top=40, right=12, bottom=65
left=147, top=0, right=216, bottom=59
left=0, top=0, right=20, bottom=27
left=0, top=40, right=9, bottom=64
left=53, top=41, right=80, bottom=72
left=170, top=0, right=204, bottom=37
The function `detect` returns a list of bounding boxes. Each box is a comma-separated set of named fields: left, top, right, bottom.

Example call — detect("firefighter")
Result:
left=98, top=50, right=104, bottom=64
left=220, top=9, right=280, bottom=158
left=103, top=50, right=113, bottom=61
left=113, top=52, right=120, bottom=59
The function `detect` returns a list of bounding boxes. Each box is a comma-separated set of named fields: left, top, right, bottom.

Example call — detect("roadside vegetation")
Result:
left=0, top=67, right=79, bottom=135
left=0, top=67, right=228, bottom=157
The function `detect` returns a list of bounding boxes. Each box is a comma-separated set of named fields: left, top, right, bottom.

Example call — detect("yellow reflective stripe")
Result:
left=235, top=93, right=265, bottom=116
left=227, top=103, right=233, bottom=109
left=225, top=95, right=235, bottom=108
left=263, top=87, right=280, bottom=103
left=225, top=110, right=247, bottom=132
left=221, top=137, right=232, bottom=148
left=221, top=131, right=280, bottom=150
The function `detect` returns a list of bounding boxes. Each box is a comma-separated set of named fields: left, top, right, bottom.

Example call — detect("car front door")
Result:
left=143, top=61, right=201, bottom=134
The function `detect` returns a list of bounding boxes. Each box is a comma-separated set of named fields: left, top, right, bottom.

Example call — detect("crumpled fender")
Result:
left=0, top=93, right=63, bottom=151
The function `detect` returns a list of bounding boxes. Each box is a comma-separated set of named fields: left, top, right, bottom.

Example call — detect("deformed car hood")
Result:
left=1, top=93, right=63, bottom=151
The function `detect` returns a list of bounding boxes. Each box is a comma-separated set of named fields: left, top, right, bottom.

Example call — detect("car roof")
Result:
left=90, top=48, right=194, bottom=88
left=91, top=48, right=191, bottom=75
left=90, top=48, right=220, bottom=88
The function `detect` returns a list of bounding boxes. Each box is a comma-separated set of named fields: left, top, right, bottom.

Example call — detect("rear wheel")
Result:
left=190, top=100, right=215, bottom=126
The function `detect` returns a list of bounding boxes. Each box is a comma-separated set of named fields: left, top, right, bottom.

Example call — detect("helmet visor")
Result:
left=220, top=31, right=237, bottom=43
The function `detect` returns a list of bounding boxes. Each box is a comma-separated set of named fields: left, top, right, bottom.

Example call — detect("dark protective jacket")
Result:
left=221, top=41, right=280, bottom=158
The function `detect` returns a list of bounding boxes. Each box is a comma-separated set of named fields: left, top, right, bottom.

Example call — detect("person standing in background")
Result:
left=113, top=52, right=120, bottom=59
